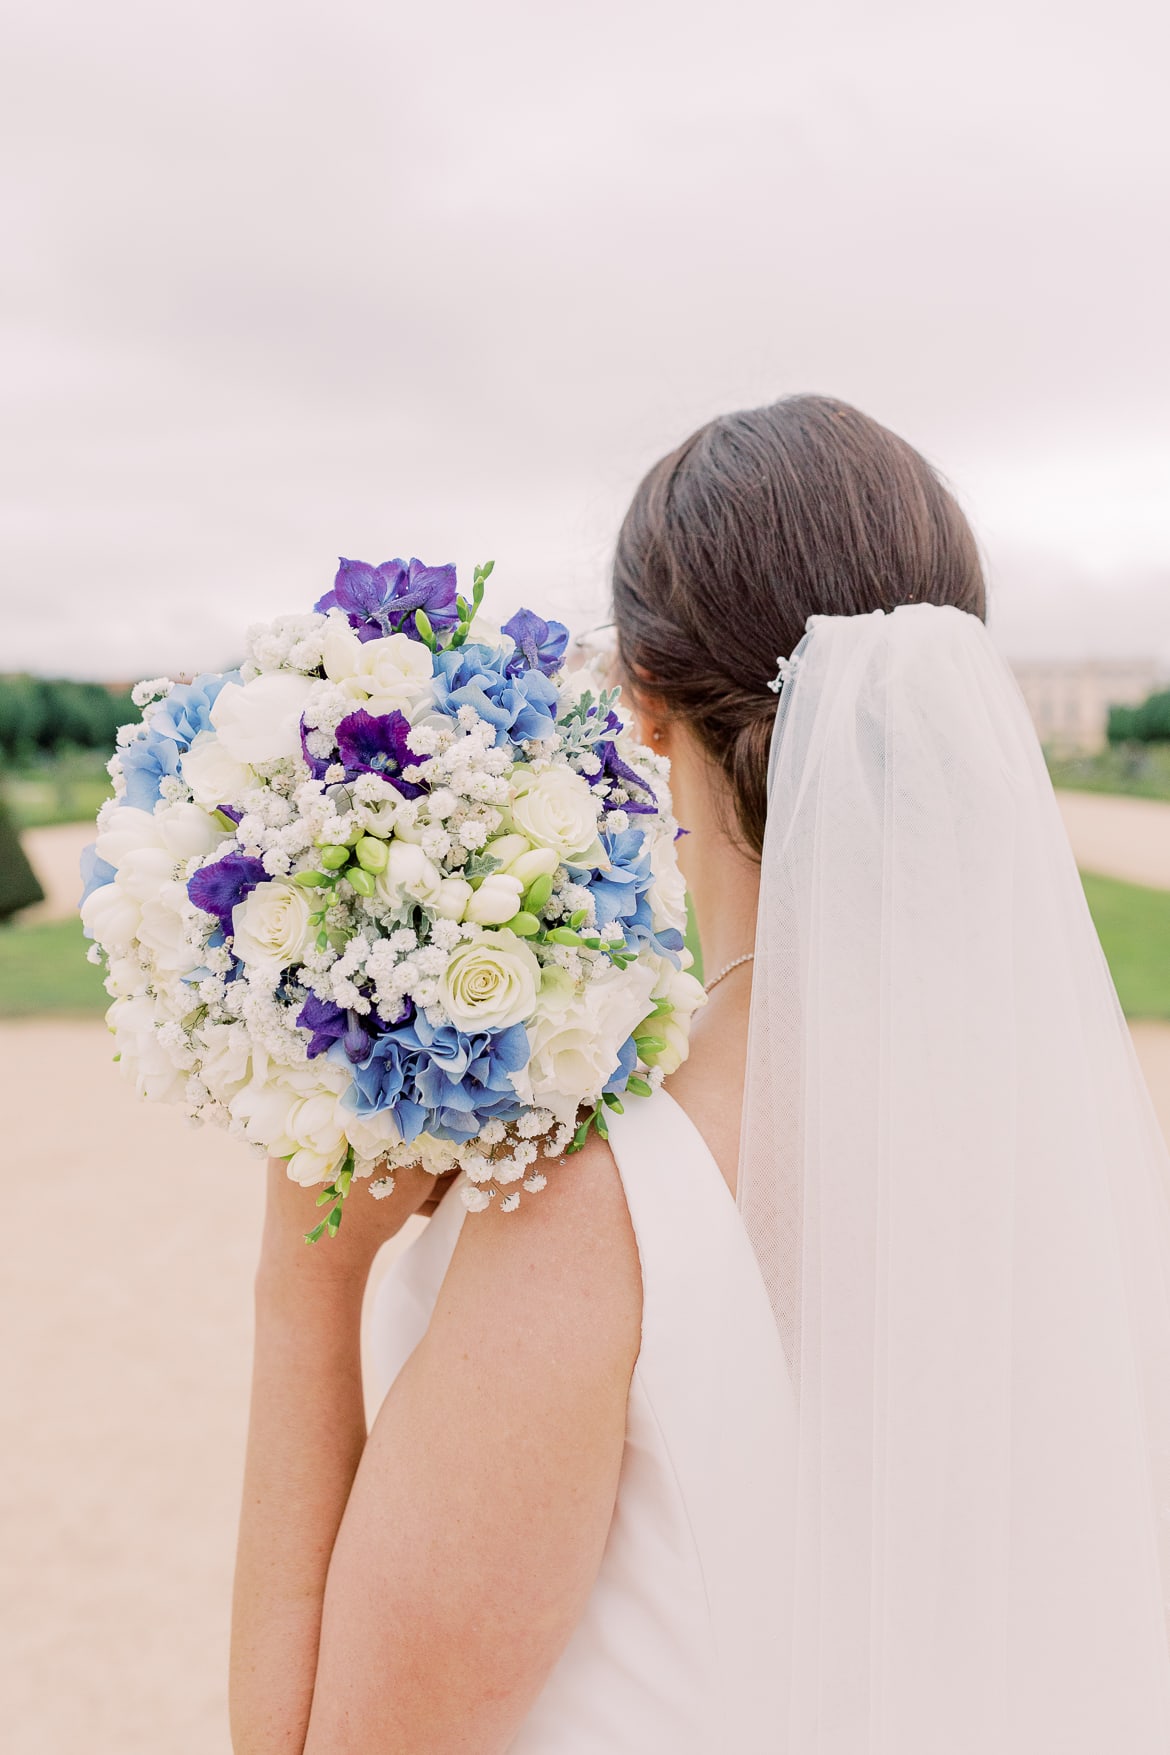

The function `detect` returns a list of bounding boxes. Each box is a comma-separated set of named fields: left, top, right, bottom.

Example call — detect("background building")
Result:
left=1011, top=660, right=1162, bottom=753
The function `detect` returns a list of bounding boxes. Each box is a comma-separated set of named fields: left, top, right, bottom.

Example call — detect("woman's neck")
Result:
left=676, top=784, right=760, bottom=982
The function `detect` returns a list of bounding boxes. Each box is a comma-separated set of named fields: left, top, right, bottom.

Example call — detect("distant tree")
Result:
left=0, top=675, right=135, bottom=758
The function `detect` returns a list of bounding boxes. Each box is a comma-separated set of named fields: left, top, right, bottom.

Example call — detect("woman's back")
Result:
left=367, top=1087, right=798, bottom=1752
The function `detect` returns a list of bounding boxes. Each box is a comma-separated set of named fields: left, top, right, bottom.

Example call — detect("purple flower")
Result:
left=297, top=994, right=393, bottom=1062
left=502, top=608, right=569, bottom=677
left=187, top=853, right=268, bottom=933
left=333, top=708, right=429, bottom=797
left=315, top=557, right=459, bottom=642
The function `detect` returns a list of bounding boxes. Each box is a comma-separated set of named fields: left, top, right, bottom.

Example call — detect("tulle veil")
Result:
left=735, top=603, right=1170, bottom=1749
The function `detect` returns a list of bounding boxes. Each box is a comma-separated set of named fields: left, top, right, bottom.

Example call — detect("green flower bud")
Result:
left=354, top=836, right=389, bottom=874
left=318, top=844, right=349, bottom=870
left=347, top=866, right=376, bottom=897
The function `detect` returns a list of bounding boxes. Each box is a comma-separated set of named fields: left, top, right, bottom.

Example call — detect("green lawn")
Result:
left=0, top=918, right=109, bottom=1016
left=1080, top=871, right=1170, bottom=1021
left=2, top=751, right=113, bottom=829
left=2, top=872, right=1168, bottom=1025
left=1047, top=744, right=1170, bottom=804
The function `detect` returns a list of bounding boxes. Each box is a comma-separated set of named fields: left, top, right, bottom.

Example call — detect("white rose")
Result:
left=518, top=959, right=657, bottom=1123
left=107, top=995, right=188, bottom=1103
left=509, top=767, right=605, bottom=865
left=648, top=828, right=689, bottom=935
left=180, top=731, right=256, bottom=811
left=441, top=929, right=541, bottom=1032
left=375, top=840, right=444, bottom=915
left=464, top=873, right=524, bottom=926
left=646, top=955, right=707, bottom=1075
left=322, top=626, right=435, bottom=720
left=156, top=800, right=231, bottom=860
left=195, top=1022, right=252, bottom=1104
left=209, top=672, right=316, bottom=764
left=231, top=879, right=314, bottom=967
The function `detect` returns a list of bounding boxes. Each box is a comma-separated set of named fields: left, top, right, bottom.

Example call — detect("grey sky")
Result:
left=3, top=0, right=1168, bottom=678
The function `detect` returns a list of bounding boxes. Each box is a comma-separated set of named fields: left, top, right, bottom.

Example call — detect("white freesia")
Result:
left=464, top=873, right=524, bottom=926
left=375, top=841, right=444, bottom=915
left=282, top=1092, right=351, bottom=1185
left=442, top=929, right=541, bottom=1031
left=180, top=731, right=256, bottom=811
left=517, top=959, right=657, bottom=1124
left=229, top=1059, right=348, bottom=1163
left=231, top=880, right=314, bottom=968
left=209, top=672, right=316, bottom=763
left=509, top=767, right=606, bottom=865
left=646, top=954, right=707, bottom=1075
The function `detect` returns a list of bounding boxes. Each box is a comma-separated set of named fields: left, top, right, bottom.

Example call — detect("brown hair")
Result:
left=611, top=394, right=986, bottom=857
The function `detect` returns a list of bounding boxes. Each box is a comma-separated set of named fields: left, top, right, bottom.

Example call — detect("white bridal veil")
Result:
left=737, top=604, right=1170, bottom=1749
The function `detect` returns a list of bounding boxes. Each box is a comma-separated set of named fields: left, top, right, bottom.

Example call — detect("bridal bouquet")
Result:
left=80, top=557, right=704, bottom=1234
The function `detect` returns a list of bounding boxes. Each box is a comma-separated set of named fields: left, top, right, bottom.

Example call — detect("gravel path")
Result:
left=1056, top=789, right=1170, bottom=891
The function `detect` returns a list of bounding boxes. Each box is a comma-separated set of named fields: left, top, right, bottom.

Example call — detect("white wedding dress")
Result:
left=367, top=1086, right=798, bottom=1753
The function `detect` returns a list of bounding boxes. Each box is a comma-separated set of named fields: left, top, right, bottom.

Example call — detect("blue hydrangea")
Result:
left=572, top=826, right=685, bottom=962
left=344, top=1013, right=529, bottom=1145
left=119, top=670, right=240, bottom=812
left=431, top=642, right=559, bottom=746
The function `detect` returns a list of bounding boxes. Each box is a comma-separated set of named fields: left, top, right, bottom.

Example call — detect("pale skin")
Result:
left=228, top=702, right=761, bottom=1754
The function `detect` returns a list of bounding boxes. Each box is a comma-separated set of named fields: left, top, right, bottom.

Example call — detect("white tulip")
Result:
left=156, top=800, right=231, bottom=860
left=81, top=881, right=142, bottom=950
left=433, top=876, right=474, bottom=920
left=374, top=841, right=443, bottom=915
left=95, top=805, right=164, bottom=868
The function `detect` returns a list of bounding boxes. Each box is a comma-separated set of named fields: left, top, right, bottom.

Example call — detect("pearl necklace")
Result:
left=703, top=952, right=755, bottom=995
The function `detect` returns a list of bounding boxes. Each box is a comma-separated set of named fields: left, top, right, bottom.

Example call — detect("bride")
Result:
left=229, top=395, right=1170, bottom=1751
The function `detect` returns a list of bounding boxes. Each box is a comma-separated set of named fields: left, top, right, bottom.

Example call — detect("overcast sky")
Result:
left=3, top=0, right=1168, bottom=678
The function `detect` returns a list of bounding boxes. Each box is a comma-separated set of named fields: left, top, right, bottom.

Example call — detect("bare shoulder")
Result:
left=435, top=1132, right=643, bottom=1370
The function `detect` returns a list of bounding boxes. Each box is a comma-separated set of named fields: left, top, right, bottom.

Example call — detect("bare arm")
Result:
left=229, top=1162, right=440, bottom=1754
left=304, top=1133, right=641, bottom=1753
